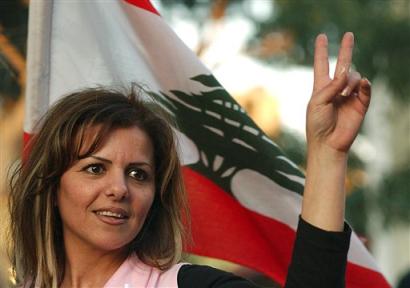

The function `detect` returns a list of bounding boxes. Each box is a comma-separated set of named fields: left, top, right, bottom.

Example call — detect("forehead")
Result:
left=79, top=125, right=154, bottom=163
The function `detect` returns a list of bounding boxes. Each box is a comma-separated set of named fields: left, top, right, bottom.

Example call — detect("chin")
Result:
left=94, top=238, right=134, bottom=253
left=89, top=231, right=138, bottom=252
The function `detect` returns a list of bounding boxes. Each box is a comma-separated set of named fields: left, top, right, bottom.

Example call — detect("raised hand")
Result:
left=307, top=32, right=371, bottom=154
left=301, top=32, right=371, bottom=232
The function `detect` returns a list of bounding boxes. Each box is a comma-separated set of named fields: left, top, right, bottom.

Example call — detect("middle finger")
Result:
left=334, top=32, right=354, bottom=78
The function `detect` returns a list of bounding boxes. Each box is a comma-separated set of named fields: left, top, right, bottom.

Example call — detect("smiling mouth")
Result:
left=93, top=207, right=130, bottom=220
left=95, top=210, right=128, bottom=219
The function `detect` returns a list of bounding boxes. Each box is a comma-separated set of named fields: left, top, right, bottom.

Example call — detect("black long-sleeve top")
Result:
left=177, top=217, right=352, bottom=288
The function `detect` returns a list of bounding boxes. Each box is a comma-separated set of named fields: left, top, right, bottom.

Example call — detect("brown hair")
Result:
left=8, top=86, right=189, bottom=287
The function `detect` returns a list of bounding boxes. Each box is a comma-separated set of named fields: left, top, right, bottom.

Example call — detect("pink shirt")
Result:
left=104, top=255, right=186, bottom=288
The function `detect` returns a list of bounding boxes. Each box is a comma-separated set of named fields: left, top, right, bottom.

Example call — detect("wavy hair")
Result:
left=8, top=86, right=189, bottom=288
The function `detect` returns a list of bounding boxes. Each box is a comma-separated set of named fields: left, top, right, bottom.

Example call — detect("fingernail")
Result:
left=364, top=77, right=371, bottom=86
left=339, top=67, right=346, bottom=76
left=341, top=86, right=350, bottom=97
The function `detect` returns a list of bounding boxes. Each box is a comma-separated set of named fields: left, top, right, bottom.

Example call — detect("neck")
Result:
left=60, top=240, right=128, bottom=288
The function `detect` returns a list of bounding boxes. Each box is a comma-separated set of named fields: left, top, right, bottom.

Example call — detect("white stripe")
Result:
left=167, top=93, right=201, bottom=112
left=348, top=233, right=379, bottom=270
left=231, top=169, right=302, bottom=229
left=205, top=110, right=222, bottom=119
left=213, top=155, right=224, bottom=171
left=221, top=166, right=236, bottom=178
left=276, top=171, right=305, bottom=186
left=174, top=130, right=199, bottom=166
left=224, top=118, right=240, bottom=127
left=242, top=125, right=259, bottom=136
left=276, top=155, right=299, bottom=169
left=262, top=135, right=279, bottom=147
left=232, top=138, right=256, bottom=151
left=200, top=151, right=209, bottom=167
left=203, top=125, right=224, bottom=137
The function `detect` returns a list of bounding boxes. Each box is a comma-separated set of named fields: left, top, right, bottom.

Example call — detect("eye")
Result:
left=84, top=163, right=105, bottom=175
left=128, top=168, right=149, bottom=181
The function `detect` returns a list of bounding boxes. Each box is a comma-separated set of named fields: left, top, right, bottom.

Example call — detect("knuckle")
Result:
left=333, top=74, right=348, bottom=86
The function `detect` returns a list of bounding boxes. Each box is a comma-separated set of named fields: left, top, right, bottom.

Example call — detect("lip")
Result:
left=93, top=207, right=130, bottom=226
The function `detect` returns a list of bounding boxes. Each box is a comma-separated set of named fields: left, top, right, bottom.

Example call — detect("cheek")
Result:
left=58, top=175, right=97, bottom=214
left=131, top=187, right=155, bottom=220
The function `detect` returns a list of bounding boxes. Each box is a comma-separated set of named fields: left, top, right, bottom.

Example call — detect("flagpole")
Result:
left=25, top=0, right=53, bottom=134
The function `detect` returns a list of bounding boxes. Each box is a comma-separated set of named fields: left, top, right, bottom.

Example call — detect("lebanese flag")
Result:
left=25, top=1, right=390, bottom=287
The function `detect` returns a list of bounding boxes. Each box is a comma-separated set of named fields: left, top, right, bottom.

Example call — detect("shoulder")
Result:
left=177, top=264, right=258, bottom=288
left=106, top=257, right=258, bottom=288
left=105, top=255, right=185, bottom=287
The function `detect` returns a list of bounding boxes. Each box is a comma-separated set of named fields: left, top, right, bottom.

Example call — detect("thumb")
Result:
left=312, top=70, right=348, bottom=104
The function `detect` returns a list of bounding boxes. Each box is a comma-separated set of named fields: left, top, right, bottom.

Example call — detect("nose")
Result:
left=104, top=171, right=129, bottom=200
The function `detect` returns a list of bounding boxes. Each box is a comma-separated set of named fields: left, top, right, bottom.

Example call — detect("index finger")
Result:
left=313, top=33, right=330, bottom=92
left=334, top=32, right=354, bottom=77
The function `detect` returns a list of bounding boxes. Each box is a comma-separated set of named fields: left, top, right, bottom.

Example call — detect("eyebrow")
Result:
left=90, top=156, right=153, bottom=168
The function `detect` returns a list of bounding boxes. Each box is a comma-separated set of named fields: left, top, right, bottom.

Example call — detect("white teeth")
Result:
left=96, top=211, right=125, bottom=219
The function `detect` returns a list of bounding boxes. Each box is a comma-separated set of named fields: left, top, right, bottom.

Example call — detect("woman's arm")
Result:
left=302, top=32, right=371, bottom=231
left=285, top=32, right=371, bottom=288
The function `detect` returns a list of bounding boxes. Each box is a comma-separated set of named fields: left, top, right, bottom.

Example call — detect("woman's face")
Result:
left=57, top=126, right=155, bottom=253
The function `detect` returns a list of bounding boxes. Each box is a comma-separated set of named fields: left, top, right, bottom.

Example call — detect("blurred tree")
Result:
left=0, top=0, right=28, bottom=103
left=161, top=0, right=410, bottom=103
left=378, top=165, right=410, bottom=227
left=250, top=0, right=410, bottom=103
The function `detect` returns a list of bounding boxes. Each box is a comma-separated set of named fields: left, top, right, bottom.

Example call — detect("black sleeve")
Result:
left=177, top=264, right=258, bottom=288
left=178, top=217, right=351, bottom=288
left=284, top=217, right=352, bottom=288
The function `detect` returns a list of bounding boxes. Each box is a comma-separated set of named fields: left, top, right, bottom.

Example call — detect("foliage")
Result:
left=378, top=165, right=410, bottom=227
left=252, top=0, right=410, bottom=103
left=0, top=54, right=20, bottom=101
left=346, top=187, right=368, bottom=235
left=0, top=0, right=28, bottom=101
left=0, top=1, right=27, bottom=54
left=161, top=0, right=410, bottom=103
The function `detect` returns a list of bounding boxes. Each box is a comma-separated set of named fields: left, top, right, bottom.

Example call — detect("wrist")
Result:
left=303, top=143, right=348, bottom=232
left=307, top=143, right=349, bottom=164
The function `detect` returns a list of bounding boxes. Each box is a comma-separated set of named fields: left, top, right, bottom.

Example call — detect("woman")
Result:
left=9, top=32, right=371, bottom=287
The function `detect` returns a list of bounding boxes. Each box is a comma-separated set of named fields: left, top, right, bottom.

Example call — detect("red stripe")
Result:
left=183, top=166, right=294, bottom=285
left=123, top=0, right=160, bottom=16
left=23, top=132, right=33, bottom=163
left=182, top=167, right=391, bottom=287
left=23, top=131, right=32, bottom=146
left=346, top=262, right=391, bottom=288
